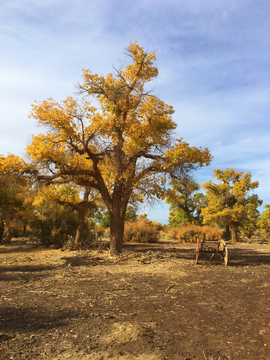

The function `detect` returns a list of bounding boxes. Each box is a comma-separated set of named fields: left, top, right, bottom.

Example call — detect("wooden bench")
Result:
left=195, top=238, right=228, bottom=265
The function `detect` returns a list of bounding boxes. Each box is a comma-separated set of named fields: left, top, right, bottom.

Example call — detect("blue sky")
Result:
left=1, top=0, right=270, bottom=223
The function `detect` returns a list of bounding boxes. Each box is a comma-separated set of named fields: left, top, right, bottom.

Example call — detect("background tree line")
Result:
left=0, top=153, right=268, bottom=247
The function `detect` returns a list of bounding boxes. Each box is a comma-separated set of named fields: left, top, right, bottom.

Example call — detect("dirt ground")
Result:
left=0, top=239, right=270, bottom=360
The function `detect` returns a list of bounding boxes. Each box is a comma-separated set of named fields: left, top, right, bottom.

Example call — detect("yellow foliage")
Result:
left=27, top=44, right=212, bottom=204
left=32, top=184, right=79, bottom=208
left=168, top=224, right=223, bottom=243
left=258, top=205, right=270, bottom=235
left=26, top=42, right=213, bottom=253
left=0, top=154, right=34, bottom=239
left=124, top=216, right=161, bottom=243
left=201, top=168, right=262, bottom=231
left=164, top=138, right=212, bottom=169
left=0, top=154, right=28, bottom=174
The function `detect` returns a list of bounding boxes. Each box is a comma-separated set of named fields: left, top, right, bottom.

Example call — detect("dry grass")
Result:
left=168, top=224, right=223, bottom=243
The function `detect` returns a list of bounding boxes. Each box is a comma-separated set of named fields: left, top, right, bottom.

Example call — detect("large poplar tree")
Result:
left=27, top=42, right=212, bottom=254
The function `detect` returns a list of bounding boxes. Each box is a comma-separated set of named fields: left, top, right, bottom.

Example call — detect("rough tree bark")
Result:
left=230, top=223, right=239, bottom=243
left=107, top=191, right=128, bottom=254
left=74, top=210, right=86, bottom=246
left=223, top=225, right=231, bottom=241
left=110, top=214, right=125, bottom=254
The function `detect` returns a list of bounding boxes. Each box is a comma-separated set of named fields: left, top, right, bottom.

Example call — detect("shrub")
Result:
left=30, top=215, right=77, bottom=247
left=124, top=216, right=161, bottom=243
left=168, top=223, right=223, bottom=243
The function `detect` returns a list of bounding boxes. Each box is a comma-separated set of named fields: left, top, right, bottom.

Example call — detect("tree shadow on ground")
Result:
left=123, top=242, right=270, bottom=267
left=123, top=242, right=196, bottom=261
left=0, top=306, right=82, bottom=333
left=123, top=241, right=186, bottom=253
left=0, top=264, right=61, bottom=282
left=192, top=246, right=270, bottom=267
left=0, top=243, right=49, bottom=255
left=227, top=246, right=270, bottom=266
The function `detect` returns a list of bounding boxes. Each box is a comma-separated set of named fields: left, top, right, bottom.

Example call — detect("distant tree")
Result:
left=98, top=210, right=111, bottom=229
left=240, top=194, right=262, bottom=237
left=0, top=154, right=33, bottom=242
left=166, top=179, right=207, bottom=227
left=168, top=208, right=192, bottom=228
left=201, top=169, right=262, bottom=242
left=33, top=184, right=100, bottom=246
left=258, top=205, right=270, bottom=236
left=31, top=186, right=79, bottom=247
left=27, top=42, right=212, bottom=254
left=99, top=205, right=138, bottom=228
left=125, top=205, right=138, bottom=223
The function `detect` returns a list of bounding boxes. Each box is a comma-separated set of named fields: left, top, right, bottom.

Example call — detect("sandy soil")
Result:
left=0, top=239, right=270, bottom=360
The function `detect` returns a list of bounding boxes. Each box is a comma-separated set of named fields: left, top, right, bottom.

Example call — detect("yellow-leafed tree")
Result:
left=27, top=42, right=212, bottom=254
left=258, top=205, right=270, bottom=236
left=201, top=168, right=262, bottom=242
left=32, top=184, right=100, bottom=246
left=0, top=154, right=33, bottom=242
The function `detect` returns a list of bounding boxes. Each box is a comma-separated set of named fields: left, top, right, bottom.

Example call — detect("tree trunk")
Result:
left=23, top=223, right=27, bottom=237
left=5, top=227, right=13, bottom=243
left=74, top=188, right=91, bottom=247
left=110, top=208, right=125, bottom=254
left=230, top=223, right=239, bottom=243
left=74, top=210, right=85, bottom=246
left=0, top=220, right=4, bottom=244
left=223, top=225, right=231, bottom=241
